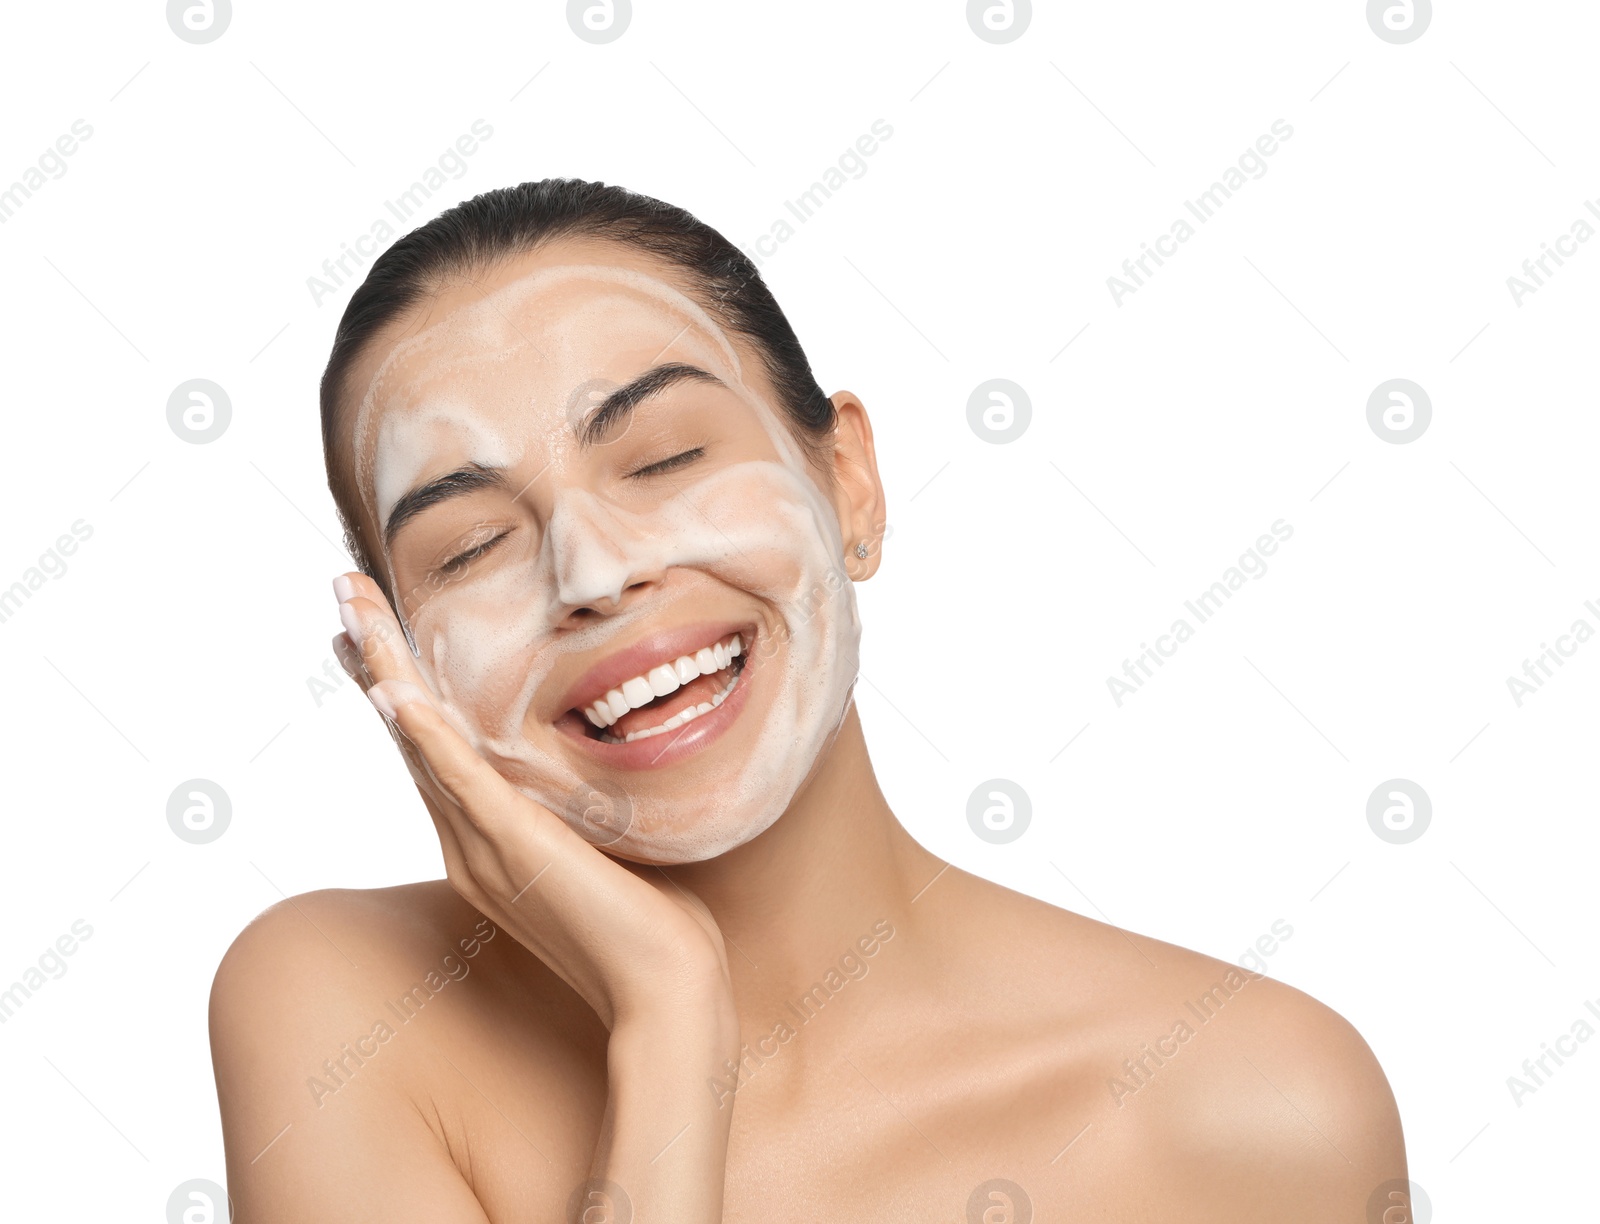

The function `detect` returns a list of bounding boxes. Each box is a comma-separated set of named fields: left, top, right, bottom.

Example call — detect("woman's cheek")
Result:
left=414, top=576, right=548, bottom=731
left=674, top=465, right=828, bottom=600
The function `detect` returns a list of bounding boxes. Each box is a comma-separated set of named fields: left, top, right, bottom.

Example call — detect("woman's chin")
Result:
left=596, top=800, right=788, bottom=865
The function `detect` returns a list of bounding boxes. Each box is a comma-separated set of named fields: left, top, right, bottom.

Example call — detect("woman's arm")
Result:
left=210, top=894, right=499, bottom=1223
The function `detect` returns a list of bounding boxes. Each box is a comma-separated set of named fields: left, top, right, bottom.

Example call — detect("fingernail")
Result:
left=333, top=574, right=358, bottom=604
left=338, top=601, right=365, bottom=649
left=332, top=633, right=366, bottom=683
left=368, top=679, right=430, bottom=722
left=368, top=684, right=399, bottom=722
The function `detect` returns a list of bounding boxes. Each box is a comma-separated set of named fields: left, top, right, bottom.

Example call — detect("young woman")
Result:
left=210, top=179, right=1408, bottom=1222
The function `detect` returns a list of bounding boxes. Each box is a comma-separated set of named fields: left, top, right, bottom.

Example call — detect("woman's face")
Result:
left=343, top=241, right=864, bottom=864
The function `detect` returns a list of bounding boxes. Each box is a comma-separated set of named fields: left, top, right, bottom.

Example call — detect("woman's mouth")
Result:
left=554, top=623, right=760, bottom=769
left=578, top=632, right=746, bottom=743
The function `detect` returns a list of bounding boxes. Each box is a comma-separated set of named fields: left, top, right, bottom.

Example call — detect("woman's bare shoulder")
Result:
left=215, top=879, right=467, bottom=968
left=212, top=882, right=472, bottom=1025
left=207, top=878, right=584, bottom=1058
left=208, top=881, right=597, bottom=1220
left=932, top=867, right=1407, bottom=1219
left=210, top=881, right=491, bottom=1093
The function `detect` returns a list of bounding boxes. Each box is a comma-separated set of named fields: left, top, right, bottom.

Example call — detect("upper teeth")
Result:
left=582, top=633, right=743, bottom=732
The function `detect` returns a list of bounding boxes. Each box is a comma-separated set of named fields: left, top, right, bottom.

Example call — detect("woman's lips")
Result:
left=555, top=619, right=755, bottom=716
left=555, top=632, right=759, bottom=770
left=579, top=631, right=745, bottom=738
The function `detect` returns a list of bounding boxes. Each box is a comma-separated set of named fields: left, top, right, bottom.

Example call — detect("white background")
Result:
left=1, top=1, right=1594, bottom=1218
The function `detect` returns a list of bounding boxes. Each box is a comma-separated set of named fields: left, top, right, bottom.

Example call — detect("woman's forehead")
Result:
left=354, top=263, right=745, bottom=446
left=349, top=261, right=758, bottom=524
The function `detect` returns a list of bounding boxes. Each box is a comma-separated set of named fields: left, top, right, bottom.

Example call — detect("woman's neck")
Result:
left=658, top=702, right=942, bottom=1022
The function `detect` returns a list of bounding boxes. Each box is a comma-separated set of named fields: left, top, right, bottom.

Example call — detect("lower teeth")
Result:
left=598, top=660, right=743, bottom=745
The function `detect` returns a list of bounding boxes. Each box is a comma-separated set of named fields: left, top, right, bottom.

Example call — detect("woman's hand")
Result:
left=334, top=571, right=740, bottom=1218
left=332, top=571, right=736, bottom=1038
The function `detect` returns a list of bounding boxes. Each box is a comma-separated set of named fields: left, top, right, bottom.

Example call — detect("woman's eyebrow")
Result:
left=384, top=463, right=505, bottom=547
left=579, top=362, right=726, bottom=448
left=382, top=363, right=724, bottom=545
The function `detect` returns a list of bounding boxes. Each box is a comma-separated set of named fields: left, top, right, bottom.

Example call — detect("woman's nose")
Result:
left=544, top=486, right=665, bottom=618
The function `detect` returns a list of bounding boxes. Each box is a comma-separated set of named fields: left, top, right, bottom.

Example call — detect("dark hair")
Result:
left=320, top=177, right=837, bottom=583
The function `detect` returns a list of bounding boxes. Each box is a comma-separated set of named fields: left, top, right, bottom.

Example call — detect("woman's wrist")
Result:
left=609, top=960, right=741, bottom=1046
left=608, top=985, right=743, bottom=1089
left=593, top=1004, right=741, bottom=1220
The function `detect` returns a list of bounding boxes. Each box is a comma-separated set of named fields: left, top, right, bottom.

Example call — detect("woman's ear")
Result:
left=826, top=391, right=887, bottom=581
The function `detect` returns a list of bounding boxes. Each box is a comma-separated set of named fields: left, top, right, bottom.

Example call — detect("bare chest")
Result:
left=425, top=988, right=1247, bottom=1223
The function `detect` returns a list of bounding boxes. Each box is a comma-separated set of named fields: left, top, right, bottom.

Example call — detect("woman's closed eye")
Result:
left=627, top=446, right=705, bottom=480
left=439, top=529, right=510, bottom=575
left=428, top=448, right=705, bottom=575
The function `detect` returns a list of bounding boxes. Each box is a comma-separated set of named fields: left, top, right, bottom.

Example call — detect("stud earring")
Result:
left=855, top=541, right=869, bottom=559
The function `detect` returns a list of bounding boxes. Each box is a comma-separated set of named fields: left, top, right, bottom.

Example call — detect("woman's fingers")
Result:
left=368, top=678, right=557, bottom=852
left=331, top=631, right=370, bottom=692
left=332, top=576, right=504, bottom=880
left=334, top=572, right=432, bottom=695
left=365, top=676, right=537, bottom=900
left=333, top=571, right=529, bottom=852
left=335, top=622, right=452, bottom=807
left=335, top=572, right=481, bottom=755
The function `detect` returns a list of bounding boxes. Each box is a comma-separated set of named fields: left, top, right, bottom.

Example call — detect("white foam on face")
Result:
left=348, top=263, right=862, bottom=863
left=372, top=405, right=517, bottom=537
